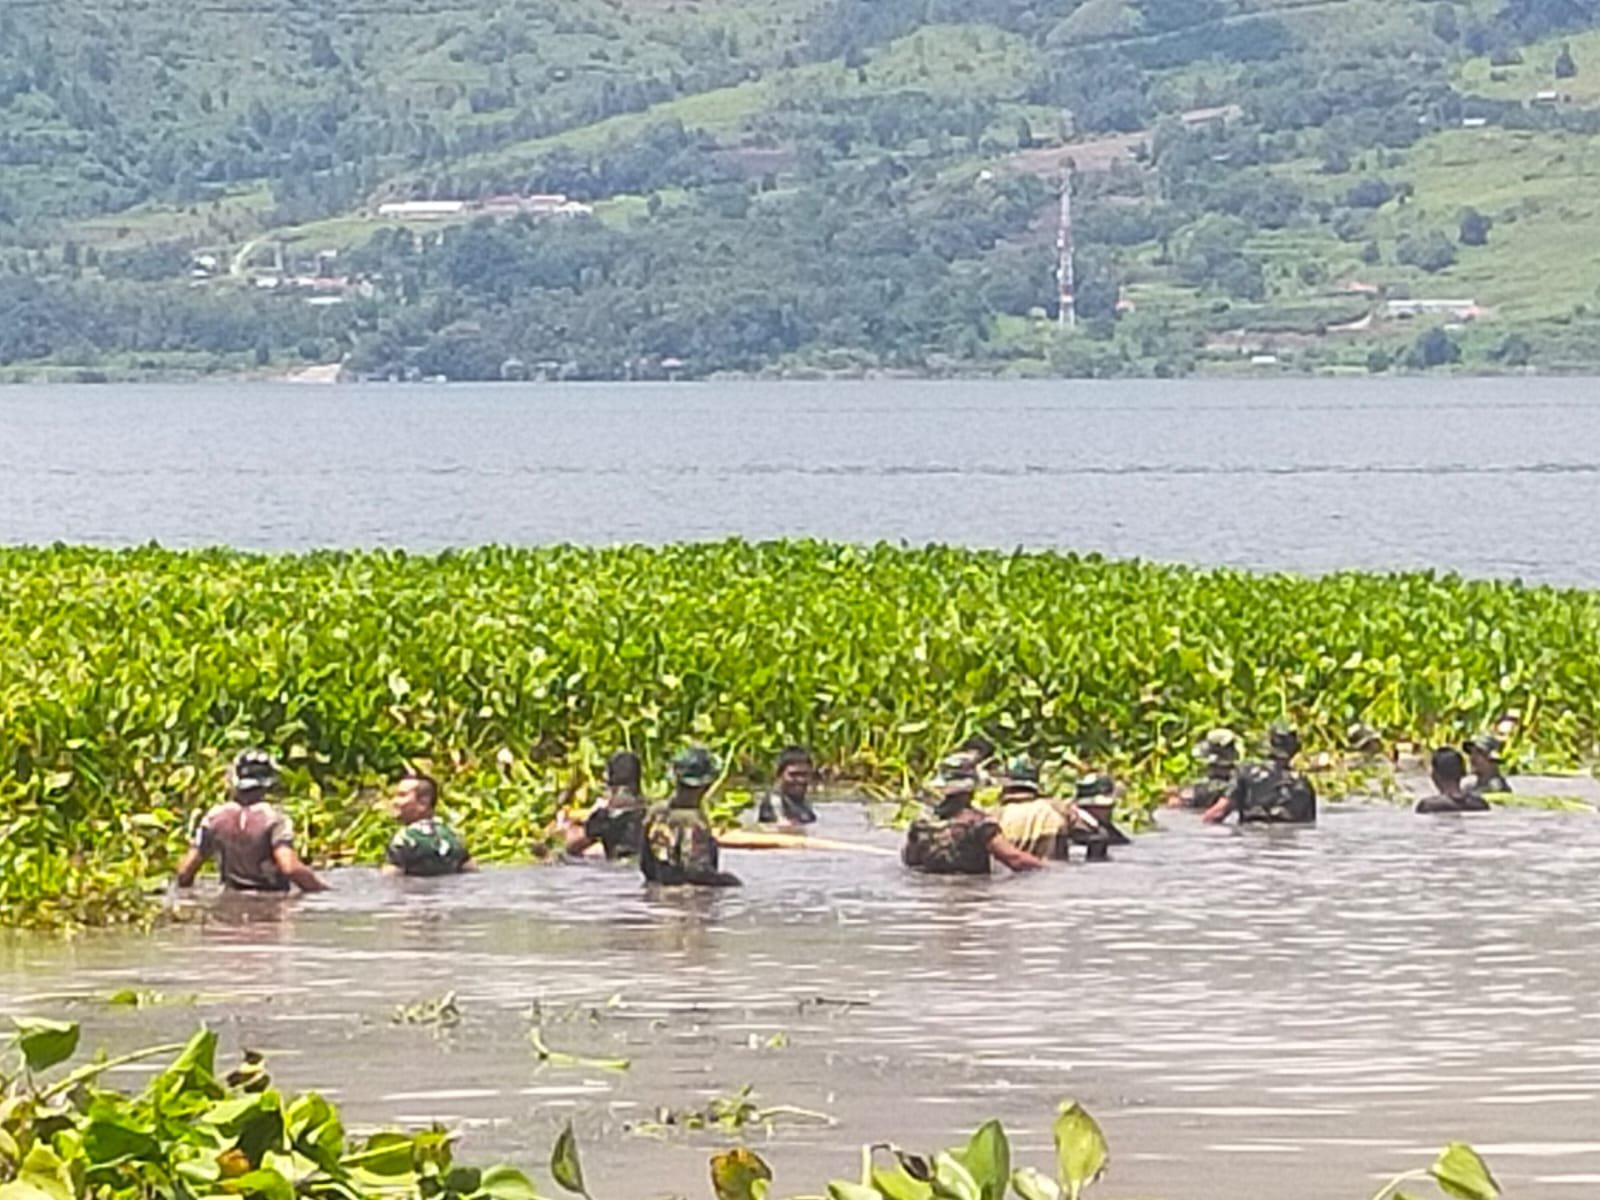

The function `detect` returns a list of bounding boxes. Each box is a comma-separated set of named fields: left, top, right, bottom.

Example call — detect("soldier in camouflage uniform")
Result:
left=1169, top=728, right=1241, bottom=811
left=383, top=773, right=472, bottom=876
left=641, top=747, right=741, bottom=888
left=1464, top=733, right=1512, bottom=795
left=903, top=757, right=1044, bottom=876
left=1202, top=723, right=1317, bottom=825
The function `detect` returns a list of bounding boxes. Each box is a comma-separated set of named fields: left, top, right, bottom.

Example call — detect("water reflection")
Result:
left=4, top=803, right=1600, bottom=1198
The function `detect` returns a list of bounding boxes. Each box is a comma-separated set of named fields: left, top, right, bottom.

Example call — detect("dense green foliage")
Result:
left=4, top=541, right=1598, bottom=926
left=0, top=1019, right=543, bottom=1200
left=6, top=0, right=1600, bottom=376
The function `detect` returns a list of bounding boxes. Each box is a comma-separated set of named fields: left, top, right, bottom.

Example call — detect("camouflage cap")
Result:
left=671, top=746, right=719, bottom=788
left=1267, top=722, right=1301, bottom=755
left=1346, top=722, right=1382, bottom=752
left=1464, top=732, right=1504, bottom=757
left=1194, top=727, right=1241, bottom=761
left=1075, top=772, right=1114, bottom=799
left=928, top=753, right=979, bottom=797
left=228, top=749, right=280, bottom=795
left=1001, top=755, right=1041, bottom=790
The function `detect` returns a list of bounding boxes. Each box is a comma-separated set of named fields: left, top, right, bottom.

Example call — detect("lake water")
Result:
left=5, top=378, right=1600, bottom=1198
left=1, top=377, right=1599, bottom=582
left=5, top=800, right=1600, bottom=1200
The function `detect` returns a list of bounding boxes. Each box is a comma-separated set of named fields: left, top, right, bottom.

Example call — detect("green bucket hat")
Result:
left=1464, top=732, right=1504, bottom=757
left=671, top=746, right=719, bottom=788
left=1075, top=772, right=1114, bottom=799
left=1346, top=722, right=1382, bottom=752
left=1001, top=755, right=1041, bottom=791
left=928, top=754, right=979, bottom=798
left=1194, top=728, right=1240, bottom=762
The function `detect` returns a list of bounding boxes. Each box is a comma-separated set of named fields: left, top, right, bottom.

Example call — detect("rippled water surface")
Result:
left=6, top=800, right=1600, bottom=1199
left=3, top=378, right=1600, bottom=581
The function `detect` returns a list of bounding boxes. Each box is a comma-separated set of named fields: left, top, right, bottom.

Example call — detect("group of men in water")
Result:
left=173, top=725, right=1514, bottom=894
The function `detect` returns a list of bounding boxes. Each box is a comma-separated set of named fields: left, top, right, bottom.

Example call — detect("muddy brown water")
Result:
left=6, top=787, right=1600, bottom=1199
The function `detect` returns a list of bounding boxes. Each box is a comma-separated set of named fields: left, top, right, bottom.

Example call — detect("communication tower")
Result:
left=1056, top=159, right=1077, bottom=331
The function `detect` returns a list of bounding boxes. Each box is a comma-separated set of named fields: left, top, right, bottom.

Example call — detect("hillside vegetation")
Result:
left=3, top=0, right=1600, bottom=378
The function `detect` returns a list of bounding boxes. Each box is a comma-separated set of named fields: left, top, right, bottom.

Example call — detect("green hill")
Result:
left=4, top=0, right=1600, bottom=378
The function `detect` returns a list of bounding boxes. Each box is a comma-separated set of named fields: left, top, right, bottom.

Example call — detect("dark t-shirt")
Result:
left=1416, top=791, right=1492, bottom=814
left=1472, top=771, right=1511, bottom=795
left=191, top=800, right=295, bottom=891
left=584, top=788, right=645, bottom=859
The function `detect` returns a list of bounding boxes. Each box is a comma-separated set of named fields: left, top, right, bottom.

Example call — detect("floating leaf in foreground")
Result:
left=550, top=1122, right=588, bottom=1197
left=952, top=1120, right=1010, bottom=1200
left=11, top=1018, right=79, bottom=1073
left=1430, top=1143, right=1501, bottom=1200
left=711, top=1148, right=773, bottom=1200
left=1053, top=1101, right=1108, bottom=1200
left=1010, top=1167, right=1064, bottom=1200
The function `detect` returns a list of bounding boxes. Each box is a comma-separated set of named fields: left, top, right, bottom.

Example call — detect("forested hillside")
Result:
left=3, top=0, right=1600, bottom=378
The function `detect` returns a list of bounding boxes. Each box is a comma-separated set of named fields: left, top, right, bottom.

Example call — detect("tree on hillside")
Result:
left=1556, top=42, right=1579, bottom=78
left=1490, top=332, right=1534, bottom=365
left=1345, top=177, right=1396, bottom=209
left=1406, top=326, right=1462, bottom=369
left=1397, top=230, right=1458, bottom=272
left=1432, top=3, right=1461, bottom=42
left=1501, top=0, right=1600, bottom=38
left=1458, top=207, right=1493, bottom=246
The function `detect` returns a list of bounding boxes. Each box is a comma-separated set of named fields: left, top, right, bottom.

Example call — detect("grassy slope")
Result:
left=16, top=0, right=1600, bottom=372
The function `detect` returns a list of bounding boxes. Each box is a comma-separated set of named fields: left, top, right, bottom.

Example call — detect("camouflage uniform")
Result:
left=757, top=790, right=817, bottom=826
left=641, top=803, right=724, bottom=885
left=903, top=809, right=1002, bottom=876
left=1226, top=761, right=1317, bottom=824
left=640, top=747, right=738, bottom=887
left=1181, top=774, right=1234, bottom=811
left=385, top=817, right=470, bottom=876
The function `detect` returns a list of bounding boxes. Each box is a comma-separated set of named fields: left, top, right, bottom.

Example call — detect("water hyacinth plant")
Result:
left=0, top=1021, right=1502, bottom=1200
left=0, top=1018, right=540, bottom=1200
left=3, top=540, right=1599, bottom=926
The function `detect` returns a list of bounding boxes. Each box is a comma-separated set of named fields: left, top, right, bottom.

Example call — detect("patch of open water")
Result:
left=5, top=799, right=1600, bottom=1198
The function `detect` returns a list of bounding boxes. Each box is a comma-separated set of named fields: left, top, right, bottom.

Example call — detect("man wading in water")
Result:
left=1415, top=746, right=1492, bottom=814
left=1202, top=723, right=1317, bottom=825
left=903, top=758, right=1044, bottom=875
left=641, top=747, right=741, bottom=887
left=175, top=750, right=328, bottom=893
left=1464, top=733, right=1512, bottom=795
left=383, top=773, right=472, bottom=876
left=994, top=757, right=1074, bottom=860
left=566, top=751, right=647, bottom=860
left=1170, top=728, right=1241, bottom=810
left=757, top=745, right=818, bottom=828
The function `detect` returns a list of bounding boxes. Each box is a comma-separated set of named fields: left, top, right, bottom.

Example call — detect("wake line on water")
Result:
left=22, top=461, right=1600, bottom=479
